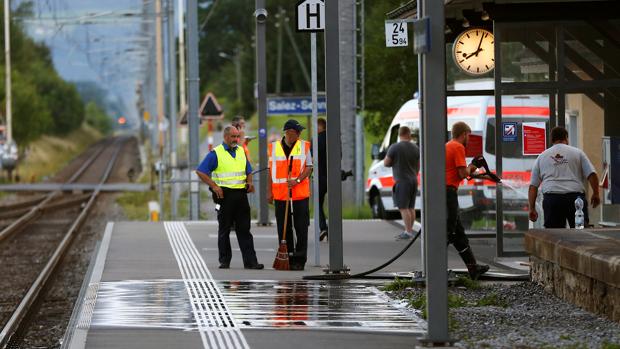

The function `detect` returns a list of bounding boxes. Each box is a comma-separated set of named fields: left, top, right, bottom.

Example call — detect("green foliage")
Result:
left=75, top=81, right=124, bottom=120
left=453, top=275, right=482, bottom=290
left=407, top=293, right=427, bottom=319
left=382, top=277, right=419, bottom=292
left=363, top=1, right=418, bottom=137
left=85, top=102, right=113, bottom=135
left=117, top=189, right=158, bottom=221
left=198, top=0, right=328, bottom=118
left=0, top=5, right=85, bottom=145
left=448, top=293, right=468, bottom=308
left=476, top=292, right=508, bottom=307
left=342, top=205, right=373, bottom=219
left=8, top=71, right=53, bottom=144
left=198, top=0, right=418, bottom=139
left=602, top=342, right=620, bottom=349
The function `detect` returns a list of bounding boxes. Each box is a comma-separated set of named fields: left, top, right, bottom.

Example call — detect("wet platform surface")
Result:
left=66, top=221, right=435, bottom=349
left=90, top=279, right=422, bottom=333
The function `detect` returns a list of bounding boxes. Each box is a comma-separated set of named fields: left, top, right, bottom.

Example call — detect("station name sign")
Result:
left=267, top=96, right=326, bottom=115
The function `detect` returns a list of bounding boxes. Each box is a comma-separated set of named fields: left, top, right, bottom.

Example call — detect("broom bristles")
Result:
left=273, top=240, right=290, bottom=270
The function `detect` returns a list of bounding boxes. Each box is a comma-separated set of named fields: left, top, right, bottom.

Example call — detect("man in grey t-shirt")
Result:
left=528, top=126, right=600, bottom=228
left=385, top=126, right=420, bottom=239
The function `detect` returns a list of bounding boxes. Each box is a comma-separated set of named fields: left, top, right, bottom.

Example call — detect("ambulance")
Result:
left=367, top=91, right=550, bottom=229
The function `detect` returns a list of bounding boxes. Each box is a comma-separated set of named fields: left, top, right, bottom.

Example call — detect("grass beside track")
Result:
left=15, top=124, right=103, bottom=183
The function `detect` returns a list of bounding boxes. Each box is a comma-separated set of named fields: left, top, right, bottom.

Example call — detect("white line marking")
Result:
left=165, top=222, right=250, bottom=349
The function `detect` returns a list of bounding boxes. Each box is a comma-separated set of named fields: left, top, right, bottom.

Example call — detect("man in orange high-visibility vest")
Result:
left=267, top=119, right=313, bottom=271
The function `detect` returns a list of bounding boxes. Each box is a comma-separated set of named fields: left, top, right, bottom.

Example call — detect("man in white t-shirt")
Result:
left=528, top=126, right=600, bottom=228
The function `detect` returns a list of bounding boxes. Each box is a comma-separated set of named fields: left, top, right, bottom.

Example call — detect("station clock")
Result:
left=452, top=28, right=495, bottom=76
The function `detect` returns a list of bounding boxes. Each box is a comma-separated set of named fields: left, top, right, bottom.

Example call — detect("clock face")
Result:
left=453, top=28, right=495, bottom=76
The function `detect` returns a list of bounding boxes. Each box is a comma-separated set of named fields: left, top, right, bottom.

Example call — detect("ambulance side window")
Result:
left=389, top=124, right=400, bottom=146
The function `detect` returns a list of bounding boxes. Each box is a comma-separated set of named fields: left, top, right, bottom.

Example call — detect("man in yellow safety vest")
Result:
left=196, top=125, right=264, bottom=270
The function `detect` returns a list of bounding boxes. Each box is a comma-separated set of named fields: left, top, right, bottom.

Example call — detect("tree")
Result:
left=197, top=0, right=325, bottom=118
left=0, top=3, right=87, bottom=144
left=363, top=1, right=418, bottom=137
left=85, top=102, right=113, bottom=135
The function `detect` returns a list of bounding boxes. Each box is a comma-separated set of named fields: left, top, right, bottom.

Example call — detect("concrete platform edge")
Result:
left=63, top=222, right=114, bottom=349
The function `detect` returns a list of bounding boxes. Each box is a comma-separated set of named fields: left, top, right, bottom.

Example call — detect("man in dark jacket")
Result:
left=317, top=118, right=328, bottom=241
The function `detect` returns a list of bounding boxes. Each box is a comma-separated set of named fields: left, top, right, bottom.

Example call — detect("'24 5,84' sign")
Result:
left=385, top=21, right=408, bottom=47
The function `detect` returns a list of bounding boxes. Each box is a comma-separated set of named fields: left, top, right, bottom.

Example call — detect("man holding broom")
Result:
left=268, top=119, right=313, bottom=271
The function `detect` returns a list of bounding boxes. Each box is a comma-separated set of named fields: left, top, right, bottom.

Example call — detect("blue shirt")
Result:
left=196, top=143, right=253, bottom=177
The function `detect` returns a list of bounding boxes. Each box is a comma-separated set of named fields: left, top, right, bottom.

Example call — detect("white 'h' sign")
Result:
left=296, top=0, right=325, bottom=32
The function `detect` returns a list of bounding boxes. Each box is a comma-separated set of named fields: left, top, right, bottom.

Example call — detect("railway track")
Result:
left=0, top=136, right=132, bottom=348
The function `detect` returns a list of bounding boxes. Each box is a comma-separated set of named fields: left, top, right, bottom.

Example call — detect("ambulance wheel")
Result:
left=371, top=193, right=386, bottom=219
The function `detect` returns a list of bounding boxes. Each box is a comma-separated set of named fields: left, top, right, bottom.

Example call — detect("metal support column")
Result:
left=155, top=0, right=165, bottom=218
left=421, top=0, right=450, bottom=344
left=311, top=33, right=321, bottom=266
left=494, top=21, right=505, bottom=257
left=4, top=0, right=12, bottom=144
left=167, top=0, right=178, bottom=219
left=255, top=0, right=270, bottom=225
left=325, top=0, right=345, bottom=273
left=556, top=26, right=566, bottom=127
left=186, top=0, right=200, bottom=220
left=417, top=0, right=426, bottom=276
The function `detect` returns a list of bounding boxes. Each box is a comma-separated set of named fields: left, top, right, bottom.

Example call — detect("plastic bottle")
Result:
left=574, top=197, right=584, bottom=230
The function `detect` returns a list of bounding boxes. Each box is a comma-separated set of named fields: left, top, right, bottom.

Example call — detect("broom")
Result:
left=273, top=156, right=293, bottom=270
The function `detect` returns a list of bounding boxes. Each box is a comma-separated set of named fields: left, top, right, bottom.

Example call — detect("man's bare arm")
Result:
left=384, top=156, right=393, bottom=167
left=587, top=173, right=600, bottom=208
left=457, top=164, right=477, bottom=180
left=196, top=170, right=223, bottom=198
left=528, top=185, right=539, bottom=222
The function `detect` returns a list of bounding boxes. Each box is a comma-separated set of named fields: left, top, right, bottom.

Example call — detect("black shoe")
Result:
left=219, top=263, right=230, bottom=269
left=244, top=263, right=264, bottom=270
left=290, top=264, right=305, bottom=271
left=319, top=230, right=328, bottom=242
left=467, top=264, right=489, bottom=280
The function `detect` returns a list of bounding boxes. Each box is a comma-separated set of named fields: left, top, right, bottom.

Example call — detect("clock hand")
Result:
left=475, top=34, right=484, bottom=55
left=464, top=50, right=480, bottom=59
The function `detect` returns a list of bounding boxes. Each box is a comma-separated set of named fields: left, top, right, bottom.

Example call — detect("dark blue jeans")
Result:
left=542, top=192, right=589, bottom=228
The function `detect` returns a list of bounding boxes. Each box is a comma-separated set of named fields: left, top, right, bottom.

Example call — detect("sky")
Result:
left=16, top=0, right=163, bottom=123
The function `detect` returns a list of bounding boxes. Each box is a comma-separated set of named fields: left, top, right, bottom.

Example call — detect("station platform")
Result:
left=63, top=219, right=522, bottom=349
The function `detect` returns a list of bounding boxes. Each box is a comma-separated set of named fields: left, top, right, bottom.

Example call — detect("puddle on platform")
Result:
left=90, top=280, right=425, bottom=333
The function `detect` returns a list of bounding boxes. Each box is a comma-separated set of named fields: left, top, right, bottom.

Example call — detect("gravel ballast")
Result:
left=387, top=281, right=620, bottom=349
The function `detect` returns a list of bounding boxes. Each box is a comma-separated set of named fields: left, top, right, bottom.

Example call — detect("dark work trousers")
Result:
left=275, top=198, right=310, bottom=267
left=542, top=192, right=588, bottom=228
left=446, top=187, right=476, bottom=266
left=217, top=188, right=258, bottom=267
left=319, top=186, right=328, bottom=232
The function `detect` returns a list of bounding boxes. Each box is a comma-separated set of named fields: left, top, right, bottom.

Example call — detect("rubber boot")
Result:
left=459, top=247, right=489, bottom=280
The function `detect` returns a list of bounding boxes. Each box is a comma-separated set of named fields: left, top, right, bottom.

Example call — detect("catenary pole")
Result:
left=310, top=32, right=320, bottom=266
left=422, top=0, right=450, bottom=344
left=325, top=0, right=345, bottom=273
left=178, top=0, right=186, bottom=116
left=255, top=0, right=269, bottom=226
left=167, top=0, right=178, bottom=219
left=4, top=0, right=11, bottom=144
left=187, top=0, right=200, bottom=220
left=155, top=0, right=165, bottom=218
